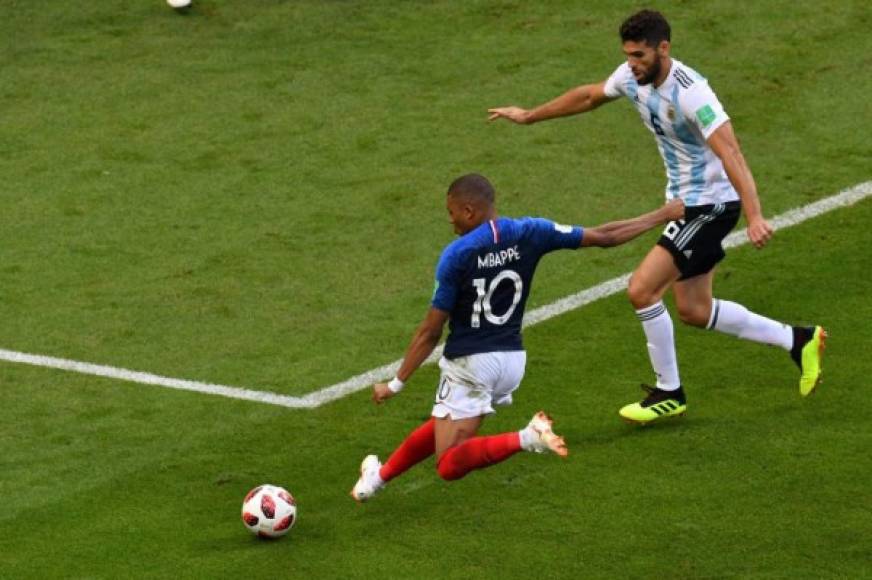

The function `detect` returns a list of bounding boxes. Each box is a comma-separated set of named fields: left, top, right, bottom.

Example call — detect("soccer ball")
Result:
left=166, top=0, right=191, bottom=9
left=241, top=484, right=297, bottom=538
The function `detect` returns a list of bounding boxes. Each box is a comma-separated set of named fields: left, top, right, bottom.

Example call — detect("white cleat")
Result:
left=350, top=454, right=385, bottom=503
left=524, top=411, right=569, bottom=457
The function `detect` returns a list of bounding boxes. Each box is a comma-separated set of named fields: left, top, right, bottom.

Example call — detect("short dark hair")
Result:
left=619, top=9, right=671, bottom=46
left=447, top=173, right=495, bottom=205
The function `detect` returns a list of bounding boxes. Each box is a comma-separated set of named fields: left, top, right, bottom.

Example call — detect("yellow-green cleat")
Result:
left=791, top=326, right=827, bottom=396
left=619, top=385, right=687, bottom=426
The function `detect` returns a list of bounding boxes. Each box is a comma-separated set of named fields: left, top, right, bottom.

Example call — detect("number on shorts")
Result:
left=662, top=220, right=683, bottom=240
left=436, top=377, right=451, bottom=401
left=471, top=270, right=523, bottom=328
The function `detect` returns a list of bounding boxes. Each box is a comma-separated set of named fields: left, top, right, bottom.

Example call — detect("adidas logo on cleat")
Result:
left=648, top=400, right=683, bottom=416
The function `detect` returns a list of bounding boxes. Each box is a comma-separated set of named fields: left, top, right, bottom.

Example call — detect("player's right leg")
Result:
left=432, top=352, right=566, bottom=481
left=622, top=244, right=684, bottom=424
left=791, top=325, right=827, bottom=396
left=435, top=411, right=568, bottom=480
left=683, top=288, right=827, bottom=397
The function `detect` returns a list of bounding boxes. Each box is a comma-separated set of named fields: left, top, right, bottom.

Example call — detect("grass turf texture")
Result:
left=0, top=0, right=869, bottom=577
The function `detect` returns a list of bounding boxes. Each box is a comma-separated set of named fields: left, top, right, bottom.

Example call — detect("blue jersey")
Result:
left=432, top=217, right=584, bottom=359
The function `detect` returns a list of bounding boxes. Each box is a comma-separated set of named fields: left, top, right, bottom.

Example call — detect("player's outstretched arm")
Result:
left=581, top=199, right=684, bottom=248
left=707, top=122, right=772, bottom=248
left=372, top=307, right=449, bottom=404
left=487, top=81, right=614, bottom=124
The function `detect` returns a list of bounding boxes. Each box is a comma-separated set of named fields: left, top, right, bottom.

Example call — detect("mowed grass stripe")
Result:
left=0, top=180, right=868, bottom=408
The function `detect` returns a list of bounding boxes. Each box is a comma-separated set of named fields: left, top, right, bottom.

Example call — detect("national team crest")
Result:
left=666, top=106, right=675, bottom=121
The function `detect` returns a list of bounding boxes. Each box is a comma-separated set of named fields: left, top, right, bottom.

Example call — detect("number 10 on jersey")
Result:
left=471, top=270, right=524, bottom=328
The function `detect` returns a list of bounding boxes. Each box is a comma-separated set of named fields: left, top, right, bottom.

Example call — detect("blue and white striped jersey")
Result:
left=604, top=59, right=739, bottom=207
left=432, top=217, right=583, bottom=359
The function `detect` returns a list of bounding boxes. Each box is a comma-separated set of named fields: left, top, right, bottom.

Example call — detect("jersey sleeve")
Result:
left=430, top=245, right=461, bottom=312
left=525, top=217, right=584, bottom=254
left=679, top=81, right=730, bottom=140
left=603, top=63, right=631, bottom=98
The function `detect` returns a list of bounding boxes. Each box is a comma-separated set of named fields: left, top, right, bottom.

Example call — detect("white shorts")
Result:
left=431, top=351, right=527, bottom=420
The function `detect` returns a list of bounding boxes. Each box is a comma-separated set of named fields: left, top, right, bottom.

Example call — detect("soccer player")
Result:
left=487, top=9, right=826, bottom=425
left=351, top=173, right=683, bottom=501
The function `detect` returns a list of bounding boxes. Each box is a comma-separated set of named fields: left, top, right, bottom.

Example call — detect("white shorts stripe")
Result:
left=674, top=214, right=713, bottom=249
left=674, top=204, right=726, bottom=249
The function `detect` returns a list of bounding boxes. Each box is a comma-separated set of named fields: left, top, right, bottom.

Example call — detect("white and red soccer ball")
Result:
left=241, top=484, right=297, bottom=538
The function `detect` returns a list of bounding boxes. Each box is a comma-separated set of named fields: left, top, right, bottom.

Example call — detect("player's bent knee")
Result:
left=435, top=451, right=465, bottom=481
left=677, top=304, right=709, bottom=327
left=627, top=278, right=656, bottom=309
left=436, top=464, right=463, bottom=481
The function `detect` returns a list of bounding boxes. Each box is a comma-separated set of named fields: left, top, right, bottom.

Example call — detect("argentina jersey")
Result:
left=604, top=59, right=740, bottom=206
left=432, top=217, right=583, bottom=359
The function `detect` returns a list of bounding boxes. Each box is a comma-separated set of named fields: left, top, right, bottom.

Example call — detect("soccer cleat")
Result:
left=524, top=411, right=569, bottom=457
left=619, top=384, right=687, bottom=426
left=790, top=326, right=827, bottom=396
left=350, top=454, right=384, bottom=503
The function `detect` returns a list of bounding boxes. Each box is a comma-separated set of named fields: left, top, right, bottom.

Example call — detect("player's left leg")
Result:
left=620, top=244, right=687, bottom=425
left=351, top=418, right=437, bottom=503
left=674, top=270, right=827, bottom=396
left=380, top=418, right=437, bottom=482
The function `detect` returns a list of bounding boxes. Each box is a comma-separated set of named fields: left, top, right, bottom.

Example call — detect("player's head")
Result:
left=619, top=10, right=671, bottom=86
left=446, top=173, right=497, bottom=235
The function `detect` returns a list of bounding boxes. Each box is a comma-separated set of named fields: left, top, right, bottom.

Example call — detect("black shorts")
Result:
left=657, top=201, right=741, bottom=280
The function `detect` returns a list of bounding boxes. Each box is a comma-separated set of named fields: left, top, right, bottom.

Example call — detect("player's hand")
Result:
left=662, top=198, right=685, bottom=221
left=747, top=217, right=773, bottom=248
left=372, top=383, right=396, bottom=405
left=487, top=106, right=532, bottom=124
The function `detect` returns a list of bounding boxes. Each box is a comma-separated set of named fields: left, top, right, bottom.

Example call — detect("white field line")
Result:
left=1, top=181, right=869, bottom=409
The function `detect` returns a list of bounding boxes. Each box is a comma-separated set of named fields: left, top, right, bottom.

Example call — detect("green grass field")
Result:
left=0, top=1, right=869, bottom=578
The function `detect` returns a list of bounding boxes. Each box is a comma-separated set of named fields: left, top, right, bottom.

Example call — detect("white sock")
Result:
left=707, top=299, right=792, bottom=350
left=518, top=427, right=537, bottom=452
left=636, top=301, right=681, bottom=391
